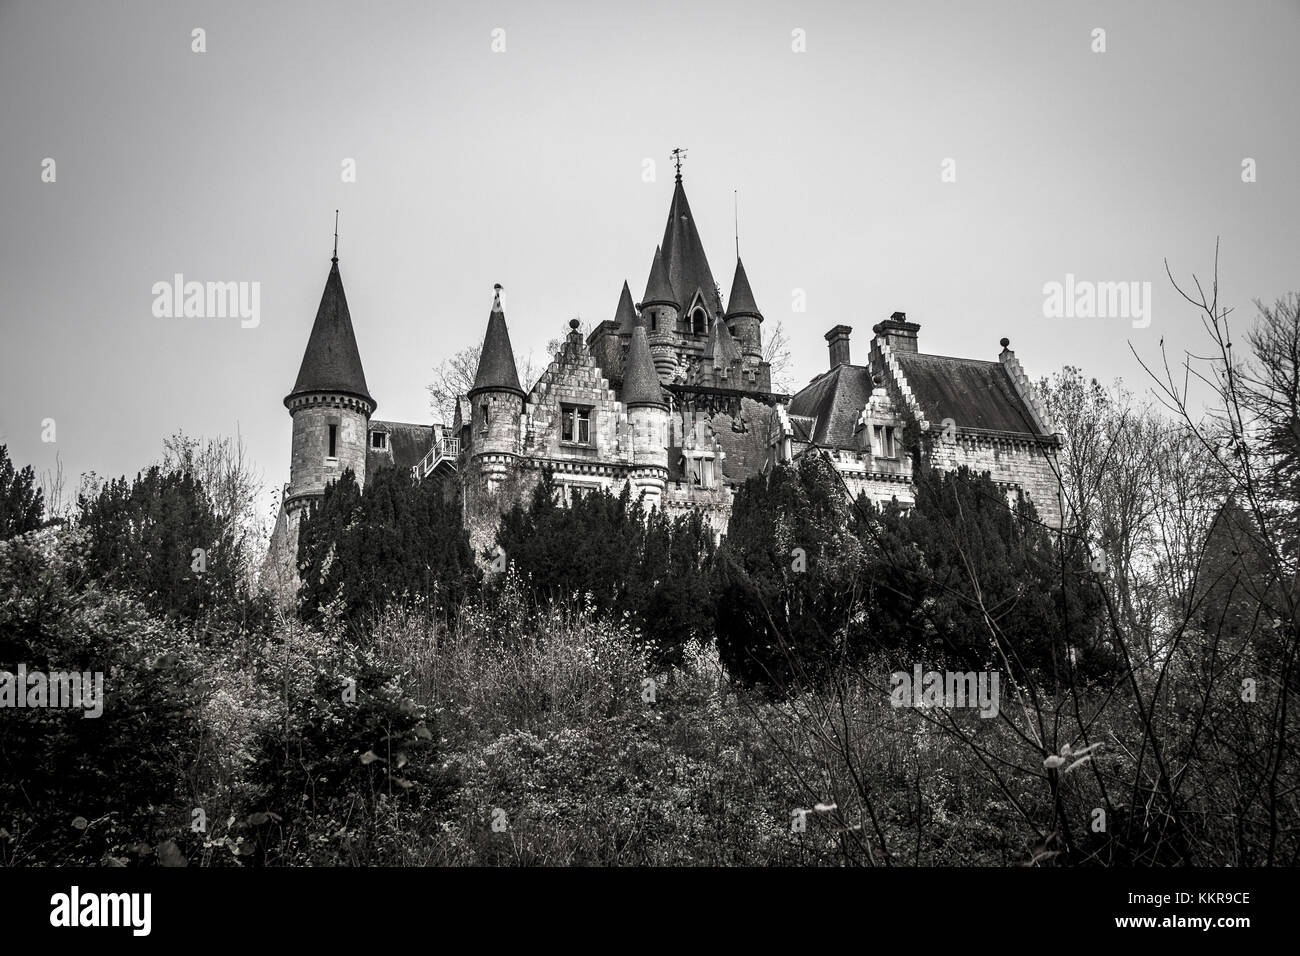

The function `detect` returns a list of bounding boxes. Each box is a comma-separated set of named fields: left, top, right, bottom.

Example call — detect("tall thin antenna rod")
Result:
left=734, top=189, right=739, bottom=258
left=332, top=210, right=339, bottom=261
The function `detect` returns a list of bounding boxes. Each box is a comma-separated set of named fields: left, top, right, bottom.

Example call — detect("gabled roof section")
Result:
left=470, top=284, right=524, bottom=398
left=726, top=257, right=761, bottom=319
left=660, top=177, right=720, bottom=315
left=613, top=280, right=637, bottom=334
left=286, top=257, right=374, bottom=409
left=787, top=364, right=875, bottom=447
left=642, top=245, right=677, bottom=307
left=622, top=323, right=666, bottom=408
left=891, top=353, right=1045, bottom=435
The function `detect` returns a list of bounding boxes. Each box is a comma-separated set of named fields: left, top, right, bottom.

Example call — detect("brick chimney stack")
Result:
left=825, top=325, right=853, bottom=368
left=872, top=311, right=920, bottom=353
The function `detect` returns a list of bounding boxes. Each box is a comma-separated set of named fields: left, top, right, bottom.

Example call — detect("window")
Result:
left=686, top=456, right=714, bottom=489
left=872, top=425, right=896, bottom=459
left=561, top=482, right=599, bottom=506
left=692, top=308, right=707, bottom=335
left=328, top=424, right=338, bottom=458
left=479, top=402, right=489, bottom=436
left=561, top=405, right=592, bottom=444
left=371, top=431, right=386, bottom=450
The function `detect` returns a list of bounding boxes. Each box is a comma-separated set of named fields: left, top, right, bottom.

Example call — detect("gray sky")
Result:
left=2, top=0, right=1297, bottom=514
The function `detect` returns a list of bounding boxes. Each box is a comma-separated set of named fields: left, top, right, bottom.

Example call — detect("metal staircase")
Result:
left=412, top=437, right=460, bottom=482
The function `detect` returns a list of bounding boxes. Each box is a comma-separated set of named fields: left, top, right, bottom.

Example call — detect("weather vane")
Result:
left=670, top=146, right=688, bottom=181
left=332, top=209, right=339, bottom=261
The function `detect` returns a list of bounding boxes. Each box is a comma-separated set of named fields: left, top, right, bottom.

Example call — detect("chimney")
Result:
left=872, top=311, right=920, bottom=353
left=824, top=325, right=853, bottom=368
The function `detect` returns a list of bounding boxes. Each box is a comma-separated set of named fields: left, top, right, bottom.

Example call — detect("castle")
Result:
left=264, top=159, right=1062, bottom=590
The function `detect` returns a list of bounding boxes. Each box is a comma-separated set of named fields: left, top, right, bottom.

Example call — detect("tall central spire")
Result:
left=659, top=169, right=720, bottom=317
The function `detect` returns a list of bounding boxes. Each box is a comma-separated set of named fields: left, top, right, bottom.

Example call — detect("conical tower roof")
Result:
left=613, top=280, right=637, bottom=334
left=706, top=314, right=743, bottom=367
left=726, top=257, right=761, bottom=320
left=642, top=245, right=676, bottom=308
left=623, top=321, right=666, bottom=408
left=661, top=175, right=720, bottom=315
left=286, top=256, right=375, bottom=410
left=469, top=284, right=524, bottom=398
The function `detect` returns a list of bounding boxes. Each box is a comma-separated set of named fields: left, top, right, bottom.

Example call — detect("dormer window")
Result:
left=691, top=307, right=707, bottom=335
left=371, top=431, right=387, bottom=450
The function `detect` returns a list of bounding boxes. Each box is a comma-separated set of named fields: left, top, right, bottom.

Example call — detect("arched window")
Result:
left=692, top=308, right=707, bottom=335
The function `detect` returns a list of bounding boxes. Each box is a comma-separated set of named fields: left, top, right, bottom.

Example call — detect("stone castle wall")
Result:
left=927, top=432, right=1063, bottom=526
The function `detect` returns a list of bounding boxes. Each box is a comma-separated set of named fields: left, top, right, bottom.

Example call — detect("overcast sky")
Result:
left=1, top=0, right=1297, bottom=515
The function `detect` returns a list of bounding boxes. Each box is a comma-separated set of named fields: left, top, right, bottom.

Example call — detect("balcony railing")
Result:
left=412, top=437, right=460, bottom=480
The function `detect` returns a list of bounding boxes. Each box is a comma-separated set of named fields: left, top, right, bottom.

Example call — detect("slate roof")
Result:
left=470, top=286, right=524, bottom=397
left=642, top=245, right=676, bottom=307
left=366, top=421, right=435, bottom=474
left=660, top=177, right=721, bottom=314
left=613, top=280, right=637, bottom=333
left=622, top=323, right=666, bottom=407
left=286, top=258, right=374, bottom=409
left=787, top=349, right=1048, bottom=451
left=787, top=364, right=875, bottom=447
left=726, top=257, right=761, bottom=318
left=892, top=353, right=1044, bottom=435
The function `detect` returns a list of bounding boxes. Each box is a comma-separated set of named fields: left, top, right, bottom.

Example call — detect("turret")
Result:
left=467, top=284, right=525, bottom=491
left=622, top=316, right=669, bottom=508
left=640, top=246, right=680, bottom=384
left=283, top=251, right=375, bottom=515
left=725, top=257, right=763, bottom=364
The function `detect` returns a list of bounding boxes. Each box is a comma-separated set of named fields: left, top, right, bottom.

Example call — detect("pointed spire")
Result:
left=642, top=245, right=676, bottom=308
left=285, top=255, right=375, bottom=410
left=613, top=280, right=637, bottom=334
left=706, top=314, right=743, bottom=368
left=470, top=284, right=524, bottom=398
left=623, top=322, right=666, bottom=408
left=726, top=257, right=761, bottom=320
left=660, top=174, right=720, bottom=315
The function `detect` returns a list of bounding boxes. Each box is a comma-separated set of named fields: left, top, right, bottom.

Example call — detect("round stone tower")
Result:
left=283, top=252, right=376, bottom=519
left=623, top=316, right=669, bottom=509
left=467, top=284, right=525, bottom=492
left=641, top=245, right=681, bottom=384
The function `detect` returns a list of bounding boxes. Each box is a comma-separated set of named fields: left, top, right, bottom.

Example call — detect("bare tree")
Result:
left=38, top=451, right=67, bottom=522
left=427, top=338, right=566, bottom=426
left=161, top=428, right=267, bottom=585
left=764, top=318, right=795, bottom=394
